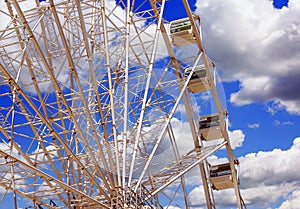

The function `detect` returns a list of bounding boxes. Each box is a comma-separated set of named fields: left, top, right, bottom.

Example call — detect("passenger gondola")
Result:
left=184, top=64, right=210, bottom=93
left=209, top=163, right=236, bottom=190
left=199, top=114, right=223, bottom=141
left=169, top=16, right=199, bottom=46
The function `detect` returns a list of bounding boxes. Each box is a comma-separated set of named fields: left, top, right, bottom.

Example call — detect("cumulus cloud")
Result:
left=195, top=0, right=300, bottom=114
left=188, top=137, right=300, bottom=208
left=240, top=137, right=300, bottom=186
left=189, top=184, right=239, bottom=208
left=188, top=186, right=206, bottom=208
left=236, top=137, right=300, bottom=207
left=228, top=129, right=245, bottom=149
left=277, top=190, right=300, bottom=209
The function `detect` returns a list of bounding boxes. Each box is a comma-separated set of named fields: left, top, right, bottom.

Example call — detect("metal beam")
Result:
left=0, top=150, right=110, bottom=209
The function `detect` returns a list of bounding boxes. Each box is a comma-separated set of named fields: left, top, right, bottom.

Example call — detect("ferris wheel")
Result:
left=0, top=0, right=247, bottom=208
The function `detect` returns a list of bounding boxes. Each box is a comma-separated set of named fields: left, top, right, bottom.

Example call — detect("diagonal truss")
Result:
left=0, top=0, right=246, bottom=208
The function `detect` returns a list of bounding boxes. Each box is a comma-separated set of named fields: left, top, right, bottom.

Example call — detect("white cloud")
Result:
left=189, top=185, right=239, bottom=208
left=228, top=129, right=245, bottom=149
left=277, top=190, right=300, bottom=209
left=240, top=183, right=295, bottom=208
left=266, top=100, right=284, bottom=115
left=171, top=119, right=195, bottom=156
left=188, top=137, right=300, bottom=208
left=195, top=0, right=300, bottom=114
left=239, top=137, right=300, bottom=207
left=248, top=123, right=260, bottom=129
left=230, top=76, right=272, bottom=106
left=188, top=186, right=206, bottom=207
left=240, top=137, right=300, bottom=185
left=274, top=120, right=294, bottom=126
left=0, top=142, right=20, bottom=158
left=279, top=100, right=300, bottom=115
left=30, top=145, right=59, bottom=164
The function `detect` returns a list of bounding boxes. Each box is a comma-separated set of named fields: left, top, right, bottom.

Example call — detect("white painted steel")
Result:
left=0, top=0, right=247, bottom=208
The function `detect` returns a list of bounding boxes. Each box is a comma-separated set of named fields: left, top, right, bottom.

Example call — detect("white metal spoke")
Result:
left=0, top=0, right=247, bottom=208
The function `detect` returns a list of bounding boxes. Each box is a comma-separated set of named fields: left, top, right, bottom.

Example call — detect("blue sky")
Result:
left=0, top=0, right=299, bottom=208
left=188, top=0, right=300, bottom=208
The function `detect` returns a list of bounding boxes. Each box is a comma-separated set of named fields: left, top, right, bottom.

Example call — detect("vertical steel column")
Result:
left=122, top=0, right=131, bottom=190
